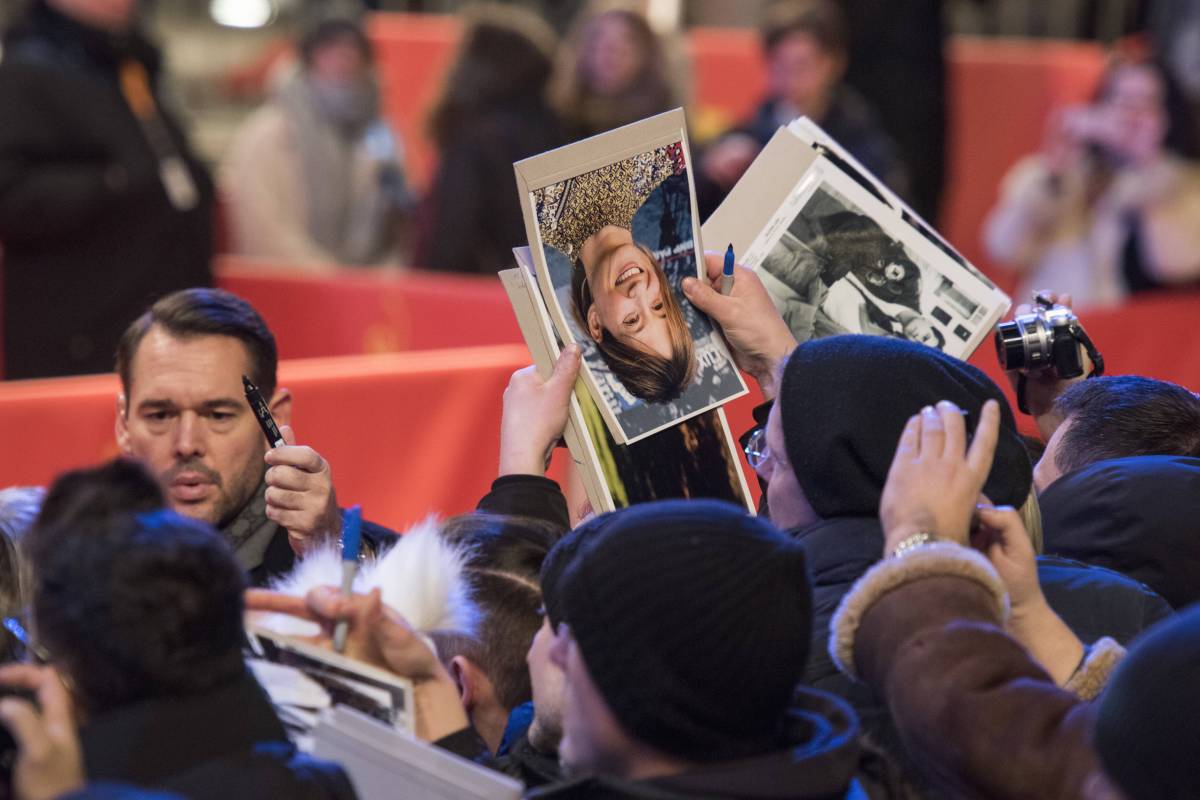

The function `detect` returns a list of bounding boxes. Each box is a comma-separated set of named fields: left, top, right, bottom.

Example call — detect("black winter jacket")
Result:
left=0, top=1, right=213, bottom=378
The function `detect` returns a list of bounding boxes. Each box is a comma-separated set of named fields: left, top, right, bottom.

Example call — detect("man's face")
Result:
left=1034, top=417, right=1071, bottom=493
left=760, top=403, right=818, bottom=531
left=550, top=625, right=634, bottom=777
left=116, top=328, right=282, bottom=528
left=525, top=616, right=565, bottom=752
left=766, top=32, right=841, bottom=114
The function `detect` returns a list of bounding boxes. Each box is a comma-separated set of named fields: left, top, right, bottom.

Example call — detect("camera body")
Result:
left=994, top=305, right=1089, bottom=379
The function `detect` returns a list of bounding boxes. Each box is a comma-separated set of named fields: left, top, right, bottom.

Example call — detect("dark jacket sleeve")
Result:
left=0, top=68, right=131, bottom=243
left=477, top=475, right=570, bottom=532
left=853, top=573, right=1108, bottom=799
left=434, top=726, right=495, bottom=764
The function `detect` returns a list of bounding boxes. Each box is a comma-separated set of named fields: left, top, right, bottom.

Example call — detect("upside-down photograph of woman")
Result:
left=532, top=142, right=746, bottom=444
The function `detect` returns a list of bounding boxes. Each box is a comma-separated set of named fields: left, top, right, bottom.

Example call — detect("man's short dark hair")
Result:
left=34, top=510, right=247, bottom=716
left=1053, top=375, right=1200, bottom=476
left=435, top=514, right=558, bottom=710
left=760, top=0, right=847, bottom=56
left=433, top=572, right=543, bottom=711
left=115, top=288, right=277, bottom=401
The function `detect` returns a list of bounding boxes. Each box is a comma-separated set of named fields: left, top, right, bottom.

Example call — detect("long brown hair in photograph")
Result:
left=572, top=244, right=696, bottom=404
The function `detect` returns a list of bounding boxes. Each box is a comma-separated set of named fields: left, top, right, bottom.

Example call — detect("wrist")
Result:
left=498, top=442, right=551, bottom=477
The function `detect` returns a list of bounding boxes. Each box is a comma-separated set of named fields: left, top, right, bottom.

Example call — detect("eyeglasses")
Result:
left=743, top=426, right=770, bottom=470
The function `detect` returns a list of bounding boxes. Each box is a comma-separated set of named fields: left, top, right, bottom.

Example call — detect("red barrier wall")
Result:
left=0, top=347, right=544, bottom=529
left=216, top=257, right=523, bottom=359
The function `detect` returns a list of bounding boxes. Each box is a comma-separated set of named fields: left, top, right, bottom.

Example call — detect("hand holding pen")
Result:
left=681, top=252, right=798, bottom=399
left=244, top=376, right=341, bottom=555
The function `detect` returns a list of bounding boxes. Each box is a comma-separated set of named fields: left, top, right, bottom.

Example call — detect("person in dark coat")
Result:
left=1041, top=454, right=1200, bottom=609
left=0, top=508, right=355, bottom=800
left=0, top=0, right=214, bottom=379
left=830, top=424, right=1200, bottom=800
left=675, top=257, right=1172, bottom=785
left=694, top=0, right=907, bottom=219
left=414, top=5, right=565, bottom=274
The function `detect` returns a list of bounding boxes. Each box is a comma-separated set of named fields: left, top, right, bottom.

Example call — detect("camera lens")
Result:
left=994, top=321, right=1028, bottom=371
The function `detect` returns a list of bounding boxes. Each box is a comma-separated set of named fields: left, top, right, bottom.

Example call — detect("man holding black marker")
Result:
left=112, top=288, right=393, bottom=585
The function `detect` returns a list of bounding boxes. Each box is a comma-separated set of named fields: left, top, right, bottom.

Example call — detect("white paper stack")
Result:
left=311, top=706, right=523, bottom=800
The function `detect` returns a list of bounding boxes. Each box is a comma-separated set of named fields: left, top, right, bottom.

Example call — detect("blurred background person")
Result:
left=0, top=486, right=42, bottom=663
left=694, top=0, right=908, bottom=218
left=553, top=3, right=681, bottom=141
left=984, top=54, right=1200, bottom=307
left=414, top=4, right=565, bottom=274
left=222, top=14, right=413, bottom=269
left=0, top=0, right=214, bottom=380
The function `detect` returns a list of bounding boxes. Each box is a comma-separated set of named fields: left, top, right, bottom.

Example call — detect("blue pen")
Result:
left=332, top=505, right=362, bottom=653
left=720, top=244, right=735, bottom=295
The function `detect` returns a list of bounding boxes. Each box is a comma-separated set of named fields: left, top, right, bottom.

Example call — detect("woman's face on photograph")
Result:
left=904, top=317, right=940, bottom=348
left=580, top=226, right=673, bottom=359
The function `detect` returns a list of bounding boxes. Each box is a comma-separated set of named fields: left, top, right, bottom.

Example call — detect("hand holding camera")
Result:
left=994, top=291, right=1104, bottom=436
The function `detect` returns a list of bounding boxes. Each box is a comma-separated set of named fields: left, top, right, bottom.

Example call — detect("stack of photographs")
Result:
left=703, top=118, right=1011, bottom=358
left=245, top=621, right=415, bottom=745
left=507, top=109, right=754, bottom=514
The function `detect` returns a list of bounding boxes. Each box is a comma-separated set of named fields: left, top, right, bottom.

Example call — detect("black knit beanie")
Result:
left=557, top=499, right=812, bottom=762
left=539, top=523, right=593, bottom=630
left=778, top=335, right=1031, bottom=519
left=1094, top=603, right=1200, bottom=800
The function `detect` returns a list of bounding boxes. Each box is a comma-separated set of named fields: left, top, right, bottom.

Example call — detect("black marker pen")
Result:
left=243, top=375, right=285, bottom=448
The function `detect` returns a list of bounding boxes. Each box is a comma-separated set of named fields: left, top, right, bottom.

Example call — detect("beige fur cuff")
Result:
left=1063, top=637, right=1125, bottom=700
left=829, top=542, right=1010, bottom=680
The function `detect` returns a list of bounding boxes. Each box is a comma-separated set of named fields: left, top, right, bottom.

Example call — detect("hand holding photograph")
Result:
left=516, top=109, right=748, bottom=445
left=704, top=120, right=1011, bottom=361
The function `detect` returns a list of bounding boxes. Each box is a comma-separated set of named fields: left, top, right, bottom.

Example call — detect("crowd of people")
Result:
left=0, top=251, right=1197, bottom=798
left=2, top=1, right=1200, bottom=798
left=5, top=0, right=1200, bottom=378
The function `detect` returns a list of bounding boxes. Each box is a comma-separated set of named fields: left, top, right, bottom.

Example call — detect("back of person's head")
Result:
left=428, top=3, right=558, bottom=144
left=778, top=335, right=1031, bottom=520
left=1050, top=375, right=1200, bottom=477
left=440, top=512, right=561, bottom=580
left=760, top=0, right=847, bottom=57
left=1094, top=603, right=1200, bottom=799
left=436, top=513, right=560, bottom=710
left=556, top=500, right=811, bottom=769
left=34, top=458, right=164, bottom=538
left=34, top=509, right=247, bottom=717
left=1040, top=455, right=1200, bottom=609
left=115, top=288, right=277, bottom=402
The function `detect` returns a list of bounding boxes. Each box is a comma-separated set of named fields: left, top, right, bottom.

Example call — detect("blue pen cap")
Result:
left=341, top=505, right=362, bottom=562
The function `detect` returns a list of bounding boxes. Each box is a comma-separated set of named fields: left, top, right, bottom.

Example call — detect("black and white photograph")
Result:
left=748, top=162, right=1008, bottom=360
left=516, top=112, right=747, bottom=444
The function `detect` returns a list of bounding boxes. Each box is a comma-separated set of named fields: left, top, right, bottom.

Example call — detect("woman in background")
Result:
left=554, top=4, right=679, bottom=140
left=416, top=5, right=565, bottom=274
left=985, top=55, right=1200, bottom=307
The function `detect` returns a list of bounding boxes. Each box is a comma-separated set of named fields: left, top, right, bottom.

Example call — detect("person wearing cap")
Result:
left=531, top=500, right=866, bottom=799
